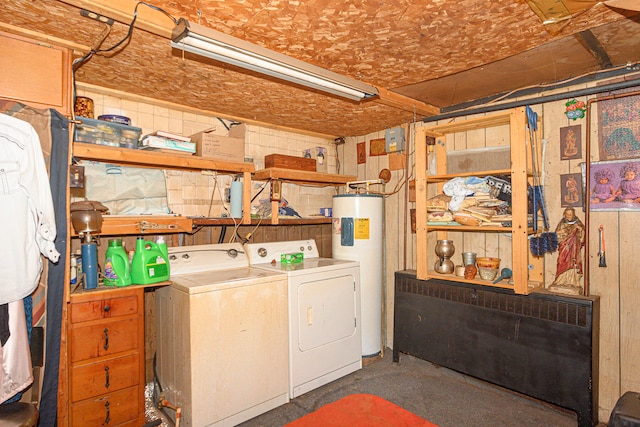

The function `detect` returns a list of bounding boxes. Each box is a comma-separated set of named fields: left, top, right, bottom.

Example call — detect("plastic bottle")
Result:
left=131, top=237, right=170, bottom=284
left=70, top=256, right=77, bottom=286
left=103, top=238, right=132, bottom=286
left=81, top=242, right=98, bottom=289
left=75, top=249, right=83, bottom=280
left=157, top=236, right=169, bottom=260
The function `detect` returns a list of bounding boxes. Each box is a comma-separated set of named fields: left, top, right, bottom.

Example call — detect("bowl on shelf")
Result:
left=478, top=267, right=499, bottom=281
left=98, top=114, right=131, bottom=126
left=476, top=257, right=500, bottom=269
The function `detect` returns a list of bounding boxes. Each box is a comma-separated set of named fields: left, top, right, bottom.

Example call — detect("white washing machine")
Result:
left=155, top=243, right=289, bottom=427
left=245, top=239, right=362, bottom=398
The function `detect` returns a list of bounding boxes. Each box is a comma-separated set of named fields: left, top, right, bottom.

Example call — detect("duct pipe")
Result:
left=423, top=76, right=640, bottom=123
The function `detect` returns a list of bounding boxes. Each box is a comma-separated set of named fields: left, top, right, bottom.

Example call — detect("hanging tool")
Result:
left=526, top=106, right=557, bottom=256
left=598, top=225, right=607, bottom=267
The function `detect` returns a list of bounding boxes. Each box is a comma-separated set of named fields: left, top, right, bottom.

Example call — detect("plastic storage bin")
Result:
left=74, top=117, right=141, bottom=148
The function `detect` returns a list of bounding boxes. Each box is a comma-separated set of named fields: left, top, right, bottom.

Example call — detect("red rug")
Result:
left=285, top=394, right=440, bottom=427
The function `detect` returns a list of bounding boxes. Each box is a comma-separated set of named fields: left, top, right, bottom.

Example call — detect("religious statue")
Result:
left=549, top=207, right=585, bottom=295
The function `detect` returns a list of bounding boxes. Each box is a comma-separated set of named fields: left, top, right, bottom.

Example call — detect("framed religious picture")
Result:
left=589, top=159, right=640, bottom=211
left=560, top=173, right=583, bottom=208
left=357, top=142, right=366, bottom=164
left=598, top=92, right=640, bottom=161
left=560, top=125, right=581, bottom=160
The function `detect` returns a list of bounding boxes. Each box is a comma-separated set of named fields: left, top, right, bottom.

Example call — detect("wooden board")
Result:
left=265, top=154, right=316, bottom=171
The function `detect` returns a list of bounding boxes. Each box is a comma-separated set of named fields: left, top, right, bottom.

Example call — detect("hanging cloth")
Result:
left=0, top=113, right=60, bottom=305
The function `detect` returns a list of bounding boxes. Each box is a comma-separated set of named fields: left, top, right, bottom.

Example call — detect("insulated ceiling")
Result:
left=0, top=0, right=639, bottom=137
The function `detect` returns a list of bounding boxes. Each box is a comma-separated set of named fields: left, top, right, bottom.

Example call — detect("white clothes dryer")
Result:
left=245, top=239, right=362, bottom=399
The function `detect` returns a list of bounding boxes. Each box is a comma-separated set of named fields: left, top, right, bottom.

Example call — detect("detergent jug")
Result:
left=131, top=237, right=170, bottom=284
left=103, top=239, right=132, bottom=286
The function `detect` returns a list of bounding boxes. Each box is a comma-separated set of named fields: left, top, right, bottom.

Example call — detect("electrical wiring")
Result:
left=483, top=61, right=640, bottom=107
left=73, top=1, right=178, bottom=70
left=207, top=171, right=220, bottom=217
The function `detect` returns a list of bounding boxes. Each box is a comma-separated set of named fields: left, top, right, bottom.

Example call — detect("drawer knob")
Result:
left=104, top=366, right=110, bottom=389
left=103, top=304, right=111, bottom=312
left=104, top=401, right=110, bottom=424
left=103, top=328, right=109, bottom=351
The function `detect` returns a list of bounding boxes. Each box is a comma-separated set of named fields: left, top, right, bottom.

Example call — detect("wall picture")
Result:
left=369, top=138, right=386, bottom=156
left=598, top=93, right=640, bottom=161
left=590, top=159, right=640, bottom=211
left=560, top=125, right=581, bottom=160
left=560, top=173, right=583, bottom=208
left=357, top=142, right=366, bottom=164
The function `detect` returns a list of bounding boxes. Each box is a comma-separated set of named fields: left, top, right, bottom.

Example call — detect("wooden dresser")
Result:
left=68, top=287, right=145, bottom=427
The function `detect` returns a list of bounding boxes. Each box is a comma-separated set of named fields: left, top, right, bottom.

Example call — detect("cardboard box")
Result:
left=228, top=123, right=246, bottom=139
left=265, top=154, right=316, bottom=171
left=191, top=130, right=245, bottom=162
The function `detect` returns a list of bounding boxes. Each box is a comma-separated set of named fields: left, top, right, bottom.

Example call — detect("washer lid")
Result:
left=170, top=266, right=286, bottom=294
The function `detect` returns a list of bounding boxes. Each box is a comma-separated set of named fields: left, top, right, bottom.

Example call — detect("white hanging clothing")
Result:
left=0, top=113, right=60, bottom=305
left=0, top=300, right=33, bottom=403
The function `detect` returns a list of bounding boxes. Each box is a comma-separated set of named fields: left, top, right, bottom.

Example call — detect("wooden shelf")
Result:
left=253, top=167, right=355, bottom=225
left=253, top=167, right=356, bottom=186
left=73, top=142, right=254, bottom=173
left=71, top=215, right=193, bottom=237
left=425, top=224, right=514, bottom=232
left=193, top=217, right=332, bottom=226
left=425, top=169, right=512, bottom=182
left=72, top=142, right=253, bottom=224
left=70, top=281, right=171, bottom=296
left=424, top=110, right=512, bottom=135
left=416, top=107, right=544, bottom=295
left=426, top=270, right=544, bottom=292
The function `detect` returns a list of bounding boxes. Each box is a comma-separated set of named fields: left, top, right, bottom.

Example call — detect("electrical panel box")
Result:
left=385, top=127, right=405, bottom=153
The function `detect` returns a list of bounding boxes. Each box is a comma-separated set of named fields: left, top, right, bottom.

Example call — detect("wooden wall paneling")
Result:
left=542, top=101, right=565, bottom=286
left=342, top=137, right=358, bottom=177
left=486, top=123, right=510, bottom=148
left=405, top=124, right=417, bottom=272
left=617, top=211, right=640, bottom=393
left=589, top=210, right=620, bottom=417
left=584, top=98, right=624, bottom=420
left=384, top=167, right=401, bottom=349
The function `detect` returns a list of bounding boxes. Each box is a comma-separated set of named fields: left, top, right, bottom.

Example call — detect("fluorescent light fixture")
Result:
left=171, top=18, right=379, bottom=101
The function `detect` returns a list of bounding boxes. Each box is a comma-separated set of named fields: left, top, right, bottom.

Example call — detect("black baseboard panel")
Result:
left=393, top=270, right=599, bottom=427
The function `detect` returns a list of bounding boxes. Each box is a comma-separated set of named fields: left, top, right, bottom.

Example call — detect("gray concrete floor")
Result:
left=238, top=348, right=593, bottom=427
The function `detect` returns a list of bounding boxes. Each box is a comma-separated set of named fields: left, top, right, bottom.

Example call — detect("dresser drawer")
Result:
left=71, top=294, right=138, bottom=324
left=71, top=317, right=139, bottom=362
left=71, top=353, right=139, bottom=402
left=70, top=385, right=140, bottom=427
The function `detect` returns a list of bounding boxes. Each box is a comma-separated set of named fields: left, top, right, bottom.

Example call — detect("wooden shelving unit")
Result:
left=415, top=107, right=544, bottom=295
left=72, top=142, right=254, bottom=225
left=253, top=167, right=356, bottom=185
left=253, top=167, right=356, bottom=224
left=70, top=215, right=194, bottom=236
